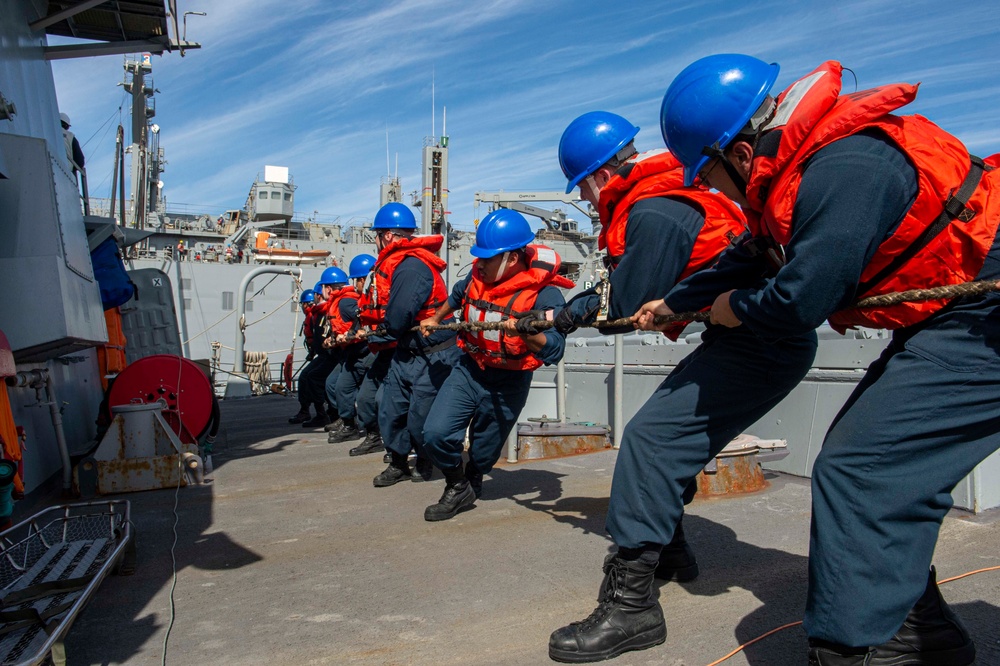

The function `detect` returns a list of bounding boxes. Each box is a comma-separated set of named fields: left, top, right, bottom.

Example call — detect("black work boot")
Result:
left=382, top=452, right=392, bottom=464
left=808, top=642, right=875, bottom=665
left=288, top=407, right=311, bottom=424
left=373, top=452, right=413, bottom=487
left=323, top=418, right=344, bottom=432
left=549, top=553, right=666, bottom=663
left=350, top=430, right=384, bottom=456
left=655, top=516, right=699, bottom=582
left=410, top=455, right=435, bottom=482
left=464, top=460, right=484, bottom=499
left=424, top=466, right=476, bottom=521
left=808, top=567, right=976, bottom=666
left=302, top=412, right=330, bottom=428
left=328, top=419, right=360, bottom=443
left=868, top=566, right=975, bottom=665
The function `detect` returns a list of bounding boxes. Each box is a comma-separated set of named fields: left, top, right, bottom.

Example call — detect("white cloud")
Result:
left=50, top=0, right=1000, bottom=233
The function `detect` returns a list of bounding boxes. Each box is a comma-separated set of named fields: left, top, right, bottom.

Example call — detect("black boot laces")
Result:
left=572, top=559, right=624, bottom=630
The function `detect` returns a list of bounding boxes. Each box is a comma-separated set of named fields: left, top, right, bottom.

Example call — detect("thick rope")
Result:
left=338, top=280, right=1000, bottom=343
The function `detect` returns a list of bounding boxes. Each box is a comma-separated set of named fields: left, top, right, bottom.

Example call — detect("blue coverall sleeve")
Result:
left=562, top=197, right=704, bottom=334
left=448, top=274, right=472, bottom=311
left=384, top=257, right=435, bottom=336
left=664, top=233, right=769, bottom=312
left=339, top=298, right=359, bottom=322
left=531, top=285, right=568, bottom=365
left=728, top=131, right=918, bottom=341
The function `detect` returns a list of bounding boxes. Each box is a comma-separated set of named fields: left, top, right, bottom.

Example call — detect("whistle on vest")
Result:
left=596, top=278, right=611, bottom=322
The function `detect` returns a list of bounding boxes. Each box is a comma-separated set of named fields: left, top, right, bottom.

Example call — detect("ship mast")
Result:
left=122, top=53, right=163, bottom=229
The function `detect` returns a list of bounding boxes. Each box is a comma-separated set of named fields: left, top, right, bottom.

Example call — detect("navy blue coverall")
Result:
left=324, top=297, right=369, bottom=421
left=357, top=347, right=393, bottom=435
left=378, top=256, right=461, bottom=458
left=680, top=130, right=1000, bottom=647
left=423, top=276, right=567, bottom=476
left=299, top=309, right=338, bottom=416
left=560, top=196, right=817, bottom=554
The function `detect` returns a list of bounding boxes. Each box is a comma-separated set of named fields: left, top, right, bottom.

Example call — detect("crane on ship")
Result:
left=473, top=190, right=600, bottom=259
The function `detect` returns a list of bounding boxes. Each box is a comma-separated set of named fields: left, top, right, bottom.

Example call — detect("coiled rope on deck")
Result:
left=243, top=351, right=272, bottom=395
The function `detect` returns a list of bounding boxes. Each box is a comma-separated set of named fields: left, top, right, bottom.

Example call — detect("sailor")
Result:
left=650, top=54, right=1000, bottom=666
left=287, top=288, right=329, bottom=424
left=419, top=209, right=571, bottom=521
left=368, top=202, right=460, bottom=487
left=59, top=112, right=85, bottom=176
left=343, top=253, right=391, bottom=457
left=315, top=266, right=355, bottom=431
left=547, top=111, right=819, bottom=663
left=294, top=267, right=345, bottom=429
left=325, top=257, right=374, bottom=444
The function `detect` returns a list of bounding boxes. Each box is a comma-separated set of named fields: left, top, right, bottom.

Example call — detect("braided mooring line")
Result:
left=340, top=280, right=1000, bottom=342
left=849, top=279, right=999, bottom=309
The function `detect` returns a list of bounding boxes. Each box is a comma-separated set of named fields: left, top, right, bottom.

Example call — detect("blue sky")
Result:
left=51, top=0, right=1000, bottom=233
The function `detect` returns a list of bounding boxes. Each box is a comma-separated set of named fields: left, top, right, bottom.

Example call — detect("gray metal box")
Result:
left=0, top=133, right=106, bottom=361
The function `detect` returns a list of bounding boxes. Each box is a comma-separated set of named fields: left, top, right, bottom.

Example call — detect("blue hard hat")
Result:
left=558, top=111, right=640, bottom=194
left=318, top=266, right=348, bottom=286
left=372, top=202, right=418, bottom=230
left=300, top=289, right=316, bottom=304
left=471, top=208, right=535, bottom=259
left=660, top=54, right=780, bottom=186
left=348, top=254, right=376, bottom=279
left=313, top=281, right=324, bottom=295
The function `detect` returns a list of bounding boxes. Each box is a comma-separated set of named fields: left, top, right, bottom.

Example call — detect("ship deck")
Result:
left=56, top=394, right=1000, bottom=665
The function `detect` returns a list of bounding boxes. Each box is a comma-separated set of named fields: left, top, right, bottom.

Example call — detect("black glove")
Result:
left=305, top=352, right=315, bottom=362
left=514, top=310, right=546, bottom=335
left=553, top=307, right=578, bottom=335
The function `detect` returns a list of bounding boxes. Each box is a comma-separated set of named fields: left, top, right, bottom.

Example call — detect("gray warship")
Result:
left=0, top=2, right=997, bottom=664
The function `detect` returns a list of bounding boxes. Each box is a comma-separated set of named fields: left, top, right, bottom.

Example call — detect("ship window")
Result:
left=271, top=192, right=281, bottom=199
left=183, top=298, right=191, bottom=310
left=181, top=278, right=192, bottom=290
left=246, top=300, right=254, bottom=312
left=290, top=301, right=298, bottom=313
left=284, top=193, right=291, bottom=201
left=222, top=292, right=234, bottom=310
left=258, top=189, right=269, bottom=198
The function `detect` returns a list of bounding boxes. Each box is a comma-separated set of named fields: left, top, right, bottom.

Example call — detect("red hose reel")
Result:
left=107, top=355, right=214, bottom=444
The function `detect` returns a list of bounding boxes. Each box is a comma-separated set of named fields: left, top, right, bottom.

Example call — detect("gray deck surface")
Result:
left=61, top=394, right=1000, bottom=665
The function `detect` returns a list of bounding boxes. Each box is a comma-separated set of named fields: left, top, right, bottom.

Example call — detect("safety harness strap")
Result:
left=858, top=155, right=989, bottom=296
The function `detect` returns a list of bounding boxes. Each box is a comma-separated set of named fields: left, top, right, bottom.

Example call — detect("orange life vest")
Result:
left=598, top=149, right=747, bottom=339
left=598, top=149, right=747, bottom=281
left=324, top=285, right=360, bottom=341
left=360, top=235, right=449, bottom=327
left=356, top=289, right=396, bottom=352
left=746, top=60, right=1000, bottom=332
left=302, top=305, right=318, bottom=352
left=458, top=245, right=575, bottom=371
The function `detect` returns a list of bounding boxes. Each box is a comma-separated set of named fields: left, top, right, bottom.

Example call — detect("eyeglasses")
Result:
left=697, top=158, right=721, bottom=186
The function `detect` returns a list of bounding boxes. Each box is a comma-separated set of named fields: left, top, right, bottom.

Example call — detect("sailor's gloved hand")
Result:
left=514, top=310, right=547, bottom=336
left=553, top=307, right=578, bottom=335
left=305, top=352, right=315, bottom=362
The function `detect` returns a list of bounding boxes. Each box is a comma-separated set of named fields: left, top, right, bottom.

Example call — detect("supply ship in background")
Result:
left=1, top=2, right=999, bottom=664
left=4, top=0, right=1000, bottom=513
